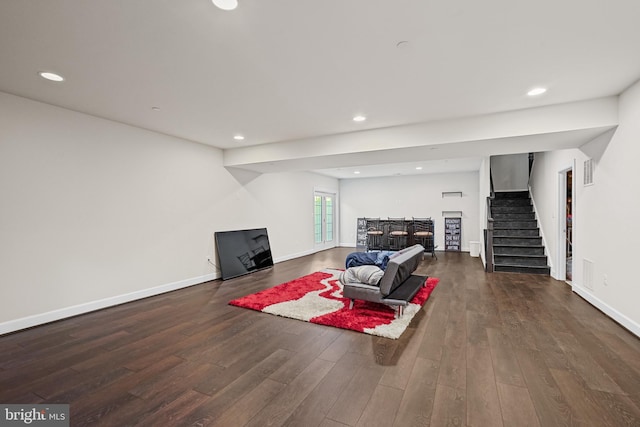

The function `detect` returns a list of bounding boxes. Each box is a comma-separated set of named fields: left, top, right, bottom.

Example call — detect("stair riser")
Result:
left=492, top=206, right=533, bottom=214
left=492, top=199, right=532, bottom=207
left=493, top=191, right=529, bottom=199
left=494, top=265, right=551, bottom=275
left=493, top=213, right=536, bottom=220
left=494, top=237, right=542, bottom=245
left=494, top=247, right=545, bottom=256
left=495, top=256, right=548, bottom=266
left=494, top=221, right=538, bottom=229
left=494, top=229, right=540, bottom=238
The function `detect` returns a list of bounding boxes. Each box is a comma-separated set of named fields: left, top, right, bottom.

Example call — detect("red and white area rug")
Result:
left=229, top=269, right=439, bottom=339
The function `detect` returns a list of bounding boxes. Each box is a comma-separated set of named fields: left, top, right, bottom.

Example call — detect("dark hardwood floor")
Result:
left=1, top=249, right=640, bottom=426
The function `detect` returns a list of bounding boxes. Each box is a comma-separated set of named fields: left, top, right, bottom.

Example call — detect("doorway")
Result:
left=314, top=191, right=336, bottom=250
left=559, top=168, right=573, bottom=282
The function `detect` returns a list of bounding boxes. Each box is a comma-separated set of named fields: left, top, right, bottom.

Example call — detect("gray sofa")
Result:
left=342, top=244, right=427, bottom=317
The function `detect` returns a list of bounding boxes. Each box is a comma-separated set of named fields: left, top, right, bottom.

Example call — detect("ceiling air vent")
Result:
left=583, top=159, right=594, bottom=186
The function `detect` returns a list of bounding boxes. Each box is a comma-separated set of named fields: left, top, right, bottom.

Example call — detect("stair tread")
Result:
left=493, top=219, right=538, bottom=229
left=495, top=253, right=547, bottom=258
left=494, top=244, right=544, bottom=248
left=494, top=262, right=549, bottom=268
left=494, top=265, right=551, bottom=274
left=491, top=207, right=533, bottom=210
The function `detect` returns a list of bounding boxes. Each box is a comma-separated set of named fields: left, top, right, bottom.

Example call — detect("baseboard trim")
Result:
left=0, top=246, right=359, bottom=336
left=274, top=248, right=317, bottom=263
left=0, top=272, right=218, bottom=336
left=572, top=285, right=640, bottom=338
left=275, top=244, right=354, bottom=263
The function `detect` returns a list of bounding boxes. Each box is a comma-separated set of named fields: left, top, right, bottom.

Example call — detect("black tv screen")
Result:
left=215, top=228, right=274, bottom=280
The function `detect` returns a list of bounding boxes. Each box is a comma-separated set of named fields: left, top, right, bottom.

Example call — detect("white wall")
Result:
left=478, top=157, right=491, bottom=265
left=528, top=150, right=570, bottom=278
left=339, top=172, right=480, bottom=252
left=0, top=92, right=338, bottom=333
left=491, top=153, right=530, bottom=191
left=530, top=79, right=640, bottom=337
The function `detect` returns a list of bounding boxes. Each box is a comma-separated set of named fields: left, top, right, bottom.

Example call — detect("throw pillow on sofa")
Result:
left=338, top=265, right=384, bottom=286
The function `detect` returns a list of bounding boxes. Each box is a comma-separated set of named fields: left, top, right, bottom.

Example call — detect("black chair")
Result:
left=365, top=218, right=384, bottom=251
left=413, top=217, right=437, bottom=259
left=387, top=217, right=409, bottom=250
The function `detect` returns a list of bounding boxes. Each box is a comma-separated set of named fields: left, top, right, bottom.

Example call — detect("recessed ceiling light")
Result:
left=396, top=41, right=410, bottom=49
left=233, top=135, right=245, bottom=141
left=151, top=106, right=160, bottom=111
left=415, top=166, right=423, bottom=170
left=353, top=115, right=366, bottom=122
left=38, top=71, right=64, bottom=82
left=354, top=171, right=361, bottom=174
left=212, top=0, right=237, bottom=10
left=527, top=87, right=547, bottom=96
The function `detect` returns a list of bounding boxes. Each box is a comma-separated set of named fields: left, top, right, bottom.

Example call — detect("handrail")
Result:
left=528, top=152, right=535, bottom=186
left=485, top=165, right=495, bottom=272
left=489, top=167, right=495, bottom=197
left=485, top=195, right=494, bottom=273
left=486, top=196, right=494, bottom=223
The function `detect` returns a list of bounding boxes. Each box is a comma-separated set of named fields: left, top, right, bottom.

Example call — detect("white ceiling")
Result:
left=315, top=157, right=484, bottom=180
left=1, top=0, right=639, bottom=178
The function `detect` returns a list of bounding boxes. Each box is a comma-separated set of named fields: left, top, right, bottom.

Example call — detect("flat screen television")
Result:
left=215, top=228, right=274, bottom=280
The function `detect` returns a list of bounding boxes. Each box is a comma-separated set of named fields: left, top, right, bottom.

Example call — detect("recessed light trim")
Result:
left=39, top=71, right=64, bottom=82
left=353, top=171, right=361, bottom=174
left=527, top=87, right=547, bottom=96
left=353, top=115, right=366, bottom=122
left=415, top=166, right=423, bottom=170
left=151, top=106, right=160, bottom=111
left=212, top=0, right=237, bottom=10
left=233, top=135, right=245, bottom=141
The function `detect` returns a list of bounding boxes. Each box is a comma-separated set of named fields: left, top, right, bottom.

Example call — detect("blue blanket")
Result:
left=345, top=251, right=396, bottom=270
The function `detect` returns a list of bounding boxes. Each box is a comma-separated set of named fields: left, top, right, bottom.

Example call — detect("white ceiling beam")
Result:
left=223, top=97, right=618, bottom=173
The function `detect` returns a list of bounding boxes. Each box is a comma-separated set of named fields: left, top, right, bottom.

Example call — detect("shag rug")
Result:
left=229, top=269, right=439, bottom=339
